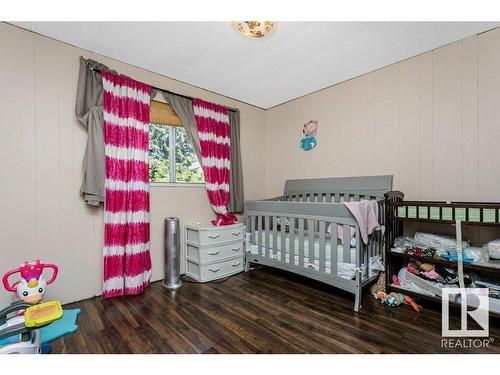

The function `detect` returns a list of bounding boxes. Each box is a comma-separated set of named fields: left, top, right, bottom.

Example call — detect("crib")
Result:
left=244, top=175, right=393, bottom=312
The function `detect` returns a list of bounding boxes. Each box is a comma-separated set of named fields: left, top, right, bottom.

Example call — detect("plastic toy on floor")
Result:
left=1, top=259, right=80, bottom=353
left=0, top=301, right=62, bottom=354
left=374, top=291, right=421, bottom=312
left=2, top=260, right=58, bottom=307
left=40, top=308, right=80, bottom=344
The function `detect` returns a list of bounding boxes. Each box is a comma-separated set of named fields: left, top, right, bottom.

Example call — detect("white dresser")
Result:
left=184, top=223, right=244, bottom=282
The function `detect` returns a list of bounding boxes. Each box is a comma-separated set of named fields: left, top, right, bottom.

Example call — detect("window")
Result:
left=149, top=124, right=204, bottom=184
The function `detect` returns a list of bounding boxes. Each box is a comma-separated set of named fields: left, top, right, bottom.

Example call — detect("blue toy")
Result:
left=40, top=309, right=80, bottom=344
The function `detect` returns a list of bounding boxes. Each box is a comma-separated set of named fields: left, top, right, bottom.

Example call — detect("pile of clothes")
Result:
left=394, top=262, right=500, bottom=301
left=407, top=260, right=471, bottom=284
left=393, top=261, right=472, bottom=297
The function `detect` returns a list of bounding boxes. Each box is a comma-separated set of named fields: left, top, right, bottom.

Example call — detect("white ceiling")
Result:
left=13, top=22, right=500, bottom=109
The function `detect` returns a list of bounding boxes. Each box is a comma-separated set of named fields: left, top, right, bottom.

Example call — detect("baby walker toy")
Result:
left=0, top=260, right=61, bottom=353
left=2, top=260, right=58, bottom=306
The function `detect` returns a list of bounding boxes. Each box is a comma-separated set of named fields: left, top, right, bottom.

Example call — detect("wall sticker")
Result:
left=299, top=120, right=318, bottom=151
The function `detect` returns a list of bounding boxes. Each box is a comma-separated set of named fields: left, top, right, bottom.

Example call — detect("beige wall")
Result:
left=0, top=23, right=266, bottom=306
left=265, top=28, right=500, bottom=204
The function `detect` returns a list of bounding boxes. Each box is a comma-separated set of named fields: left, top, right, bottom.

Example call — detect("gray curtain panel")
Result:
left=150, top=87, right=159, bottom=100
left=75, top=57, right=111, bottom=207
left=228, top=109, right=244, bottom=213
left=161, top=91, right=202, bottom=163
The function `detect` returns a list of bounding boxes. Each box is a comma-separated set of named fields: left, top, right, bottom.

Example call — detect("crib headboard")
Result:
left=283, top=175, right=393, bottom=201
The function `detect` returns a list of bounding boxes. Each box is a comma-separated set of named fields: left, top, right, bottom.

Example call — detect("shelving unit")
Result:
left=384, top=191, right=500, bottom=313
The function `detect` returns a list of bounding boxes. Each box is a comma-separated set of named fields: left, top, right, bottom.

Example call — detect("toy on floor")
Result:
left=1, top=260, right=81, bottom=353
left=370, top=272, right=386, bottom=295
left=24, top=301, right=63, bottom=328
left=374, top=291, right=421, bottom=312
left=0, top=301, right=62, bottom=354
left=2, top=260, right=58, bottom=306
left=40, top=308, right=80, bottom=344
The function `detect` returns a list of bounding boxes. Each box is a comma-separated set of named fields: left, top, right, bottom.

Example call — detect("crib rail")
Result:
left=283, top=192, right=383, bottom=204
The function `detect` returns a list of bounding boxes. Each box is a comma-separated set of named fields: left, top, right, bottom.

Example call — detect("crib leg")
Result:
left=244, top=233, right=251, bottom=272
left=354, top=289, right=362, bottom=312
left=353, top=272, right=362, bottom=312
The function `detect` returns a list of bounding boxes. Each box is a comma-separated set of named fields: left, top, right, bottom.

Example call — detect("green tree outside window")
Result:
left=149, top=124, right=204, bottom=184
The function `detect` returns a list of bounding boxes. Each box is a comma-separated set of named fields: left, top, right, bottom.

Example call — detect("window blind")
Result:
left=149, top=100, right=182, bottom=127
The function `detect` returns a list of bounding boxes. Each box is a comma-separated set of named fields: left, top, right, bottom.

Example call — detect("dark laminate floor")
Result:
left=52, top=267, right=500, bottom=354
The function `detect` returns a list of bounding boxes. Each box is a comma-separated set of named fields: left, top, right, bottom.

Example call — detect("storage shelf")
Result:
left=389, top=251, right=500, bottom=272
left=384, top=193, right=500, bottom=314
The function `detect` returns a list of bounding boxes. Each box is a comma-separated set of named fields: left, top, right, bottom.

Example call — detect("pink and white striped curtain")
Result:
left=193, top=98, right=238, bottom=226
left=101, top=71, right=152, bottom=298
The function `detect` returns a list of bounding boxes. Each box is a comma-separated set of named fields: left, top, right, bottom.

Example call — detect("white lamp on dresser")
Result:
left=184, top=223, right=245, bottom=282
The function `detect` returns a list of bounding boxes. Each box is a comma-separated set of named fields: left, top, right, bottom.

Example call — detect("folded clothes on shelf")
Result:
left=391, top=236, right=436, bottom=257
left=463, top=247, right=490, bottom=263
left=439, top=250, right=474, bottom=264
left=485, top=239, right=500, bottom=260
left=414, top=232, right=470, bottom=252
left=391, top=233, right=492, bottom=265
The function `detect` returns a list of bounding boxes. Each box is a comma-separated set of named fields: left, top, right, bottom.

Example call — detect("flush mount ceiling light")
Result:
left=232, top=21, right=276, bottom=38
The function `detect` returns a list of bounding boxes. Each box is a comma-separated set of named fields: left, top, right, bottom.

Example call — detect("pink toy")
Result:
left=2, top=260, right=58, bottom=305
left=392, top=275, right=400, bottom=286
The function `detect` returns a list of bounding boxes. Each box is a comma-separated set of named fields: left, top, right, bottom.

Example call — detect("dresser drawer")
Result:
left=186, top=241, right=243, bottom=264
left=200, top=257, right=244, bottom=281
left=199, top=227, right=244, bottom=246
left=186, top=256, right=244, bottom=282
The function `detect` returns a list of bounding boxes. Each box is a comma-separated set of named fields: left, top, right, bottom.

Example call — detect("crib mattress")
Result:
left=250, top=230, right=356, bottom=263
left=248, top=231, right=380, bottom=280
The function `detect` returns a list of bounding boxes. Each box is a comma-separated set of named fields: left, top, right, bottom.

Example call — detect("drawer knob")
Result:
left=232, top=262, right=241, bottom=267
left=232, top=231, right=241, bottom=236
left=208, top=234, right=220, bottom=239
left=209, top=268, right=220, bottom=273
left=231, top=247, right=241, bottom=251
left=208, top=251, right=220, bottom=255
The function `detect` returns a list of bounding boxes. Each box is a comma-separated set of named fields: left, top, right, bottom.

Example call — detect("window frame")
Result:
left=149, top=124, right=205, bottom=186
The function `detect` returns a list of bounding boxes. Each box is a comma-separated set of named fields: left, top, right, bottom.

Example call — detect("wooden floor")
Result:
left=52, top=267, right=500, bottom=354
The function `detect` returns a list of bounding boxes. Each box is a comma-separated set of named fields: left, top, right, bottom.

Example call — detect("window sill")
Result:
left=150, top=182, right=205, bottom=188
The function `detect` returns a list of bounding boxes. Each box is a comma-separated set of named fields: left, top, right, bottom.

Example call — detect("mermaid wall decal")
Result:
left=299, top=120, right=318, bottom=151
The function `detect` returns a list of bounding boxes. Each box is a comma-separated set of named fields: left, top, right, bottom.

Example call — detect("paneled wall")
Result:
left=264, top=29, right=500, bottom=204
left=0, top=23, right=266, bottom=306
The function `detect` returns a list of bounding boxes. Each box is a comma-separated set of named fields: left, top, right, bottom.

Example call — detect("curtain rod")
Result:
left=89, top=64, right=238, bottom=113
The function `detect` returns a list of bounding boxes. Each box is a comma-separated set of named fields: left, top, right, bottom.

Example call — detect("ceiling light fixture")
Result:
left=232, top=21, right=276, bottom=38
